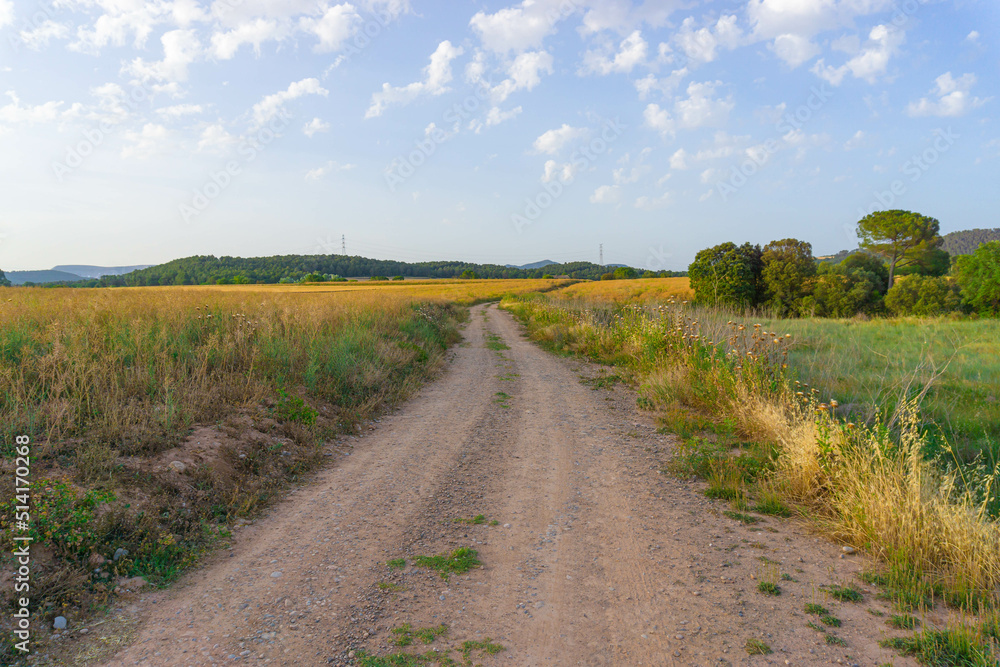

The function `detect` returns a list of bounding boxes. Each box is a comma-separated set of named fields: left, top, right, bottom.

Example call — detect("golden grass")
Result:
left=549, top=277, right=693, bottom=303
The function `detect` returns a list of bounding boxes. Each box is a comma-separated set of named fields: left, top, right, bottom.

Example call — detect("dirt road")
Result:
left=98, top=304, right=914, bottom=666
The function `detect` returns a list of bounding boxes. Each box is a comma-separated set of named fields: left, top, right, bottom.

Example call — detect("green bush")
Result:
left=885, top=275, right=962, bottom=316
left=955, top=240, right=1000, bottom=314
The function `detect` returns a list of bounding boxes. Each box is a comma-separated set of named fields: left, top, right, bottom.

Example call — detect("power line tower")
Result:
left=599, top=244, right=603, bottom=267
left=341, top=235, right=346, bottom=255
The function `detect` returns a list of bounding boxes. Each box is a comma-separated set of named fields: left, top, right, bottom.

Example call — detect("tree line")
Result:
left=17, top=256, right=684, bottom=287
left=688, top=210, right=1000, bottom=317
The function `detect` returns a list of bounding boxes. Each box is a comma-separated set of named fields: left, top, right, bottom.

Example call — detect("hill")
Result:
left=53, top=264, right=153, bottom=278
left=7, top=269, right=84, bottom=285
left=940, top=228, right=1000, bottom=256
left=505, top=260, right=557, bottom=270
left=46, top=255, right=685, bottom=287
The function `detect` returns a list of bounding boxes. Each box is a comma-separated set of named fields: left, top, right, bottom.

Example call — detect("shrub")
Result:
left=601, top=272, right=614, bottom=281
left=688, top=241, right=763, bottom=309
left=370, top=275, right=389, bottom=281
left=885, top=275, right=962, bottom=316
left=954, top=240, right=1000, bottom=314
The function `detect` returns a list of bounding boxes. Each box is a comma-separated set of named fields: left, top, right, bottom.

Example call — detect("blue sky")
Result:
left=0, top=0, right=996, bottom=271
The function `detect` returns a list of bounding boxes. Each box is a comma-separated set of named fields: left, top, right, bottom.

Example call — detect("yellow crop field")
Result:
left=549, top=277, right=693, bottom=303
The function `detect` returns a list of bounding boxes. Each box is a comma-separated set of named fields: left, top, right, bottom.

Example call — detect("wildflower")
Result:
left=830, top=400, right=839, bottom=409
left=773, top=339, right=780, bottom=344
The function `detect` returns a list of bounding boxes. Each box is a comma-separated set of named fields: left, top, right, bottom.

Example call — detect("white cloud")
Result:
left=634, top=192, right=672, bottom=210
left=253, top=78, right=329, bottom=127
left=906, top=72, right=986, bottom=117
left=121, top=123, right=169, bottom=159
left=211, top=18, right=286, bottom=59
left=303, top=117, right=330, bottom=137
left=19, top=20, right=69, bottom=49
left=67, top=0, right=170, bottom=53
left=669, top=148, right=689, bottom=169
left=644, top=81, right=734, bottom=139
left=844, top=130, right=865, bottom=150
left=470, top=105, right=522, bottom=133
left=0, top=91, right=64, bottom=126
left=469, top=0, right=566, bottom=53
left=769, top=33, right=819, bottom=67
left=484, top=50, right=554, bottom=103
left=612, top=149, right=651, bottom=184
left=676, top=81, right=734, bottom=128
left=541, top=159, right=577, bottom=183
left=580, top=30, right=648, bottom=75
left=0, top=0, right=12, bottom=29
left=674, top=15, right=742, bottom=65
left=747, top=0, right=893, bottom=40
left=812, top=24, right=903, bottom=85
left=533, top=124, right=587, bottom=155
left=299, top=3, right=361, bottom=53
left=966, top=30, right=979, bottom=43
left=124, top=29, right=201, bottom=85
left=306, top=160, right=356, bottom=181
left=157, top=103, right=203, bottom=118
left=634, top=68, right=688, bottom=100
left=365, top=40, right=463, bottom=118
left=197, top=124, right=236, bottom=153
left=590, top=184, right=620, bottom=204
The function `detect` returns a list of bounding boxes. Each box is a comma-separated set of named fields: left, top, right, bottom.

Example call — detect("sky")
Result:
left=0, top=0, right=996, bottom=272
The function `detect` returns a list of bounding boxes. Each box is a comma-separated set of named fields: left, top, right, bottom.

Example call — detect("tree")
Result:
left=761, top=238, right=815, bottom=316
left=460, top=269, right=477, bottom=279
left=688, top=242, right=763, bottom=309
left=856, top=210, right=941, bottom=288
left=895, top=246, right=951, bottom=278
left=954, top=241, right=1000, bottom=314
left=613, top=266, right=637, bottom=279
left=0, top=269, right=10, bottom=287
left=885, top=275, right=962, bottom=316
left=840, top=252, right=889, bottom=292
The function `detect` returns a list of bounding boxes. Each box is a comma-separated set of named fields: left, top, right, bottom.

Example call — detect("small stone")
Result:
left=53, top=616, right=68, bottom=630
left=79, top=628, right=89, bottom=635
left=168, top=460, right=186, bottom=473
left=113, top=548, right=129, bottom=561
left=676, top=635, right=684, bottom=640
left=841, top=546, right=856, bottom=555
left=503, top=524, right=511, bottom=528
left=271, top=571, right=282, bottom=578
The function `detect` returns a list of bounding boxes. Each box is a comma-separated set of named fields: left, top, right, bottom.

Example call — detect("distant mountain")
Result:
left=8, top=270, right=84, bottom=285
left=52, top=264, right=153, bottom=278
left=504, top=260, right=557, bottom=270
left=940, top=228, right=1000, bottom=256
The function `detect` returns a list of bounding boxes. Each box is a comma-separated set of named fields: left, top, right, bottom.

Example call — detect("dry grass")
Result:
left=549, top=277, right=693, bottom=303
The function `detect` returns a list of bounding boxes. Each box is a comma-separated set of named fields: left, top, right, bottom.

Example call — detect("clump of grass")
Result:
left=888, top=614, right=919, bottom=630
left=387, top=558, right=407, bottom=570
left=413, top=548, right=481, bottom=581
left=753, top=491, right=791, bottom=517
left=489, top=519, right=500, bottom=526
left=807, top=621, right=825, bottom=633
left=821, top=615, right=842, bottom=627
left=377, top=582, right=405, bottom=592
left=706, top=459, right=745, bottom=501
left=781, top=573, right=796, bottom=582
left=805, top=603, right=830, bottom=616
left=453, top=515, right=486, bottom=525
left=828, top=585, right=863, bottom=603
left=723, top=510, right=760, bottom=525
left=881, top=627, right=998, bottom=666
left=825, top=635, right=847, bottom=646
left=391, top=623, right=448, bottom=647
left=460, top=639, right=505, bottom=661
left=758, top=581, right=781, bottom=596
left=745, top=638, right=772, bottom=655
left=485, top=334, right=509, bottom=351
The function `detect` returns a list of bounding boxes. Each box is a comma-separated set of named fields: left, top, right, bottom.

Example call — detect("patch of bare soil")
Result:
left=45, top=304, right=918, bottom=666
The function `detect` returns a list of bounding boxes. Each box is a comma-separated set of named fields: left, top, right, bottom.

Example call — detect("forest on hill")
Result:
left=39, top=255, right=682, bottom=287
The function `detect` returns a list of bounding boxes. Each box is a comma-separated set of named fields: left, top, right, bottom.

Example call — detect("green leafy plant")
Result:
left=413, top=547, right=481, bottom=581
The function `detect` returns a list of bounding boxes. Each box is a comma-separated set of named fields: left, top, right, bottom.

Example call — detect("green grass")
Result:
left=485, top=334, right=509, bottom=351
left=821, top=615, right=842, bottom=627
left=745, top=638, right=772, bottom=655
left=825, top=634, right=847, bottom=646
left=828, top=585, right=863, bottom=602
left=453, top=515, right=486, bottom=525
left=757, top=316, right=1000, bottom=465
left=805, top=603, right=830, bottom=616
left=754, top=493, right=792, bottom=517
left=881, top=628, right=999, bottom=666
left=377, top=582, right=405, bottom=592
left=387, top=558, right=407, bottom=570
left=757, top=581, right=781, bottom=595
left=391, top=623, right=448, bottom=647
left=889, top=614, right=920, bottom=630
left=724, top=510, right=761, bottom=525
left=413, top=547, right=481, bottom=581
